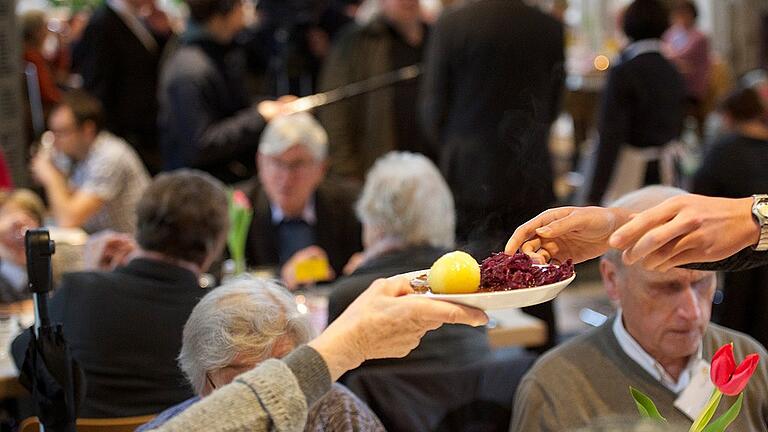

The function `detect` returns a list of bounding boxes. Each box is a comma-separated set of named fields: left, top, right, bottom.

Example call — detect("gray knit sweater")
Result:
left=510, top=322, right=768, bottom=432
left=148, top=345, right=331, bottom=432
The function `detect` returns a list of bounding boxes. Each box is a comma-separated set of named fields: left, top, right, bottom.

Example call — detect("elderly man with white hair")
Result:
left=328, top=151, right=490, bottom=367
left=240, top=112, right=362, bottom=289
left=138, top=277, right=385, bottom=431
left=510, top=186, right=768, bottom=432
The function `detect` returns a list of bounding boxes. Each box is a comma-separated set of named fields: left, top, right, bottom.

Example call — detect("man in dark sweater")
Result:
left=158, top=0, right=290, bottom=183
left=12, top=170, right=229, bottom=417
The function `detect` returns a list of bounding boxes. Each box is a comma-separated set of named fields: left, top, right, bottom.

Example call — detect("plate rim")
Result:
left=398, top=269, right=576, bottom=298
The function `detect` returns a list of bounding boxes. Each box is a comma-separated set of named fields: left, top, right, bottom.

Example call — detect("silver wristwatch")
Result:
left=752, top=194, right=768, bottom=251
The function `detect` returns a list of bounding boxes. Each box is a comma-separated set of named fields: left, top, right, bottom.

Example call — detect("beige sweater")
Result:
left=510, top=322, right=768, bottom=432
left=149, top=345, right=331, bottom=432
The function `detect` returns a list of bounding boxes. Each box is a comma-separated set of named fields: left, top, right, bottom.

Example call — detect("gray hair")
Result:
left=602, top=185, right=689, bottom=267
left=178, top=277, right=312, bottom=394
left=356, top=151, right=455, bottom=249
left=258, top=112, right=328, bottom=161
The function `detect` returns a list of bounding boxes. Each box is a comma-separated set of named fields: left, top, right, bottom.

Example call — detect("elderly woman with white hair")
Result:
left=138, top=277, right=385, bottom=431
left=327, top=151, right=490, bottom=367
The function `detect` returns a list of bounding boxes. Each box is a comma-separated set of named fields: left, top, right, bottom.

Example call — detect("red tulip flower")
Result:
left=710, top=343, right=760, bottom=396
left=232, top=190, right=252, bottom=209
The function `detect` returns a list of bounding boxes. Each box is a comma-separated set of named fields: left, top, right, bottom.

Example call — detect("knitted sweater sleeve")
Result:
left=148, top=345, right=332, bottom=432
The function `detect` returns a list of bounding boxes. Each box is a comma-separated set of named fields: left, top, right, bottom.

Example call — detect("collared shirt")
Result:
left=612, top=310, right=702, bottom=393
left=269, top=199, right=317, bottom=226
left=107, top=0, right=158, bottom=53
left=622, top=39, right=664, bottom=63
left=66, top=131, right=150, bottom=234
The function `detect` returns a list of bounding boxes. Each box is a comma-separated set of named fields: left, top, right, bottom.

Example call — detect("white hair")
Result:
left=356, top=151, right=455, bottom=249
left=178, top=277, right=312, bottom=394
left=257, top=112, right=328, bottom=161
left=603, top=185, right=689, bottom=266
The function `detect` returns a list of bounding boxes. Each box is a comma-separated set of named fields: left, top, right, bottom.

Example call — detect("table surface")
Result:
left=487, top=308, right=548, bottom=349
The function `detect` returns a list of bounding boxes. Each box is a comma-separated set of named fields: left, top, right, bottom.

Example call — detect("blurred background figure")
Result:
left=20, top=10, right=64, bottom=118
left=158, top=0, right=292, bottom=183
left=664, top=1, right=711, bottom=116
left=328, top=151, right=491, bottom=367
left=318, top=0, right=434, bottom=180
left=0, top=189, right=45, bottom=303
left=418, top=0, right=564, bottom=254
left=693, top=86, right=768, bottom=348
left=241, top=0, right=358, bottom=97
left=31, top=90, right=150, bottom=234
left=74, top=0, right=173, bottom=174
left=583, top=0, right=686, bottom=205
left=241, top=112, right=361, bottom=289
left=138, top=277, right=385, bottom=431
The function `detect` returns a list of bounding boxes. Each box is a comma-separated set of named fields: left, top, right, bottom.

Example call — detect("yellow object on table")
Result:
left=294, top=256, right=333, bottom=285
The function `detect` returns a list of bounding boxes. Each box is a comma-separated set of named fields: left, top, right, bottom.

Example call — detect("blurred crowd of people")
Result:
left=3, top=0, right=768, bottom=430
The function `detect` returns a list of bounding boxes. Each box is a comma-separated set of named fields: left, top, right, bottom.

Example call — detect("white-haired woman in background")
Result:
left=138, top=277, right=385, bottom=432
left=328, top=151, right=490, bottom=368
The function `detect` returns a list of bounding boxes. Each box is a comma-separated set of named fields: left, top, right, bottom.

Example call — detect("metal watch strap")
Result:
left=754, top=195, right=768, bottom=251
left=757, top=223, right=768, bottom=251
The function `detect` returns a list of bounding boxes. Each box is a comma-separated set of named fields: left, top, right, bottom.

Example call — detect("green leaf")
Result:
left=630, top=387, right=667, bottom=422
left=701, top=393, right=744, bottom=432
left=690, top=389, right=723, bottom=432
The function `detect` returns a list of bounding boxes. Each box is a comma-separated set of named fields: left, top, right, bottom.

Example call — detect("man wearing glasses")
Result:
left=240, top=112, right=362, bottom=289
left=30, top=90, right=150, bottom=234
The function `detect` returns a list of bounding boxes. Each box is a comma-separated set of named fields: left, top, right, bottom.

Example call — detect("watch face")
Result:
left=759, top=203, right=768, bottom=218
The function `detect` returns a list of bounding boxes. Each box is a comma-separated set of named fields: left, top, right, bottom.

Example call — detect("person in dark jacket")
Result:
left=12, top=170, right=229, bottom=418
left=328, top=152, right=490, bottom=368
left=75, top=0, right=172, bottom=174
left=418, top=0, right=565, bottom=254
left=158, top=0, right=290, bottom=183
left=240, top=113, right=362, bottom=289
left=317, top=0, right=433, bottom=180
left=693, top=87, right=768, bottom=348
left=585, top=0, right=686, bottom=205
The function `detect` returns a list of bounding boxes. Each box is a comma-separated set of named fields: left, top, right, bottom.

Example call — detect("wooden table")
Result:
left=486, top=309, right=548, bottom=349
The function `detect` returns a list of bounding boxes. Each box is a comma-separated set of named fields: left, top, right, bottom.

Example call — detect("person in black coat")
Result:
left=585, top=0, right=686, bottom=205
left=328, top=152, right=490, bottom=368
left=158, top=0, right=289, bottom=183
left=693, top=87, right=768, bottom=348
left=239, top=113, right=361, bottom=289
left=75, top=0, right=172, bottom=174
left=419, top=0, right=565, bottom=254
left=12, top=170, right=230, bottom=418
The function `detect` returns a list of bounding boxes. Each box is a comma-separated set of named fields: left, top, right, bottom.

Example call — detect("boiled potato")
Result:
left=428, top=251, right=480, bottom=294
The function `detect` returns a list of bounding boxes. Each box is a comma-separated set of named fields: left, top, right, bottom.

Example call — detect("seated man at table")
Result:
left=328, top=152, right=490, bottom=367
left=30, top=90, right=150, bottom=234
left=240, top=112, right=361, bottom=289
left=12, top=170, right=229, bottom=418
left=510, top=185, right=768, bottom=432
left=137, top=277, right=385, bottom=431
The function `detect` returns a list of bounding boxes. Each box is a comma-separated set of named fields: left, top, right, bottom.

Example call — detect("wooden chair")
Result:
left=19, top=414, right=156, bottom=432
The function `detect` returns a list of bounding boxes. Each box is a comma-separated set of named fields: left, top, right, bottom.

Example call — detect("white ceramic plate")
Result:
left=396, top=269, right=576, bottom=311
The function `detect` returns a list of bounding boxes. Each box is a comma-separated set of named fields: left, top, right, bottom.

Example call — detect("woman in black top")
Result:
left=586, top=0, right=686, bottom=204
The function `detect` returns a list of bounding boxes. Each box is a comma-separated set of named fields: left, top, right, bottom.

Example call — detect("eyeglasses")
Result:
left=263, top=156, right=317, bottom=173
left=205, top=372, right=217, bottom=390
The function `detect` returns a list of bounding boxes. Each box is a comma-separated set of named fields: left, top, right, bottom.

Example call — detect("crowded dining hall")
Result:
left=0, top=0, right=767, bottom=430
